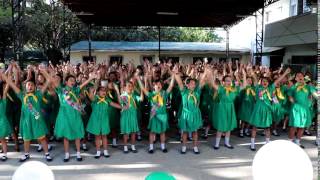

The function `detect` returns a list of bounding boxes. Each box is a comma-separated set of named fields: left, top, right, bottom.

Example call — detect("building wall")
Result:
left=283, top=43, right=317, bottom=63
left=70, top=51, right=251, bottom=65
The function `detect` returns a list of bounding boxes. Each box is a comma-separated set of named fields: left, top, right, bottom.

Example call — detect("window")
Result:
left=110, top=56, right=123, bottom=65
left=82, top=56, right=96, bottom=63
left=303, top=0, right=311, bottom=13
left=265, top=11, right=271, bottom=23
left=290, top=0, right=298, bottom=16
left=159, top=56, right=179, bottom=64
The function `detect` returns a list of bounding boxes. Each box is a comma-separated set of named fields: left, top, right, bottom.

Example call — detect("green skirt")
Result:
left=148, top=112, right=169, bottom=134
left=237, top=100, right=255, bottom=123
left=178, top=107, right=202, bottom=132
left=54, top=105, right=85, bottom=140
left=212, top=102, right=237, bottom=132
left=289, top=103, right=312, bottom=128
left=120, top=107, right=140, bottom=134
left=272, top=103, right=286, bottom=124
left=20, top=113, right=48, bottom=140
left=249, top=101, right=273, bottom=128
left=0, top=116, right=12, bottom=138
left=109, top=107, right=120, bottom=129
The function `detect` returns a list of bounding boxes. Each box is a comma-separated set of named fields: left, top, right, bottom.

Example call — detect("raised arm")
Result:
left=3, top=83, right=9, bottom=99
left=241, top=68, right=247, bottom=89
left=166, top=73, right=175, bottom=93
left=80, top=73, right=96, bottom=90
left=135, top=73, right=149, bottom=96
left=1, top=73, right=21, bottom=94
left=210, top=69, right=219, bottom=91
left=274, top=68, right=291, bottom=86
left=199, top=67, right=209, bottom=88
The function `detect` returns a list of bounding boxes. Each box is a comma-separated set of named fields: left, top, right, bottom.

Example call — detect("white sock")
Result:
left=103, top=150, right=109, bottom=156
left=124, top=145, right=128, bottom=151
left=76, top=152, right=81, bottom=158
left=96, top=151, right=101, bottom=156
left=251, top=138, right=255, bottom=148
left=295, top=139, right=300, bottom=145
left=193, top=146, right=199, bottom=152
left=160, top=143, right=165, bottom=150
left=215, top=137, right=221, bottom=147
left=82, top=144, right=87, bottom=148
left=65, top=152, right=70, bottom=159
left=181, top=146, right=186, bottom=152
left=48, top=144, right=52, bottom=149
left=131, top=145, right=136, bottom=150
left=240, top=129, right=244, bottom=134
left=112, top=138, right=117, bottom=145
left=225, top=137, right=230, bottom=146
left=205, top=127, right=209, bottom=135
left=149, top=144, right=154, bottom=150
left=245, top=128, right=249, bottom=133
left=266, top=138, right=270, bottom=143
left=188, top=132, right=192, bottom=139
left=289, top=139, right=294, bottom=142
left=38, top=144, right=42, bottom=150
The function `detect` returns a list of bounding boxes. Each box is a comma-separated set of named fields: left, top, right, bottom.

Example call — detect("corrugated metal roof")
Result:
left=71, top=41, right=250, bottom=53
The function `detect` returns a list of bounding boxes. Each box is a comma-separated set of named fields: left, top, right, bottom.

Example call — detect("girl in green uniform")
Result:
left=120, top=80, right=143, bottom=153
left=2, top=70, right=53, bottom=162
left=136, top=73, right=175, bottom=153
left=174, top=66, right=208, bottom=154
left=238, top=69, right=257, bottom=137
left=210, top=69, right=245, bottom=149
left=87, top=85, right=121, bottom=158
left=0, top=82, right=11, bottom=161
left=248, top=68, right=290, bottom=151
left=288, top=72, right=318, bottom=148
left=49, top=72, right=97, bottom=162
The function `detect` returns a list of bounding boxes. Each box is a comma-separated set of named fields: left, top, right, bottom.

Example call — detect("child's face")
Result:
left=187, top=80, right=196, bottom=91
left=54, top=75, right=61, bottom=85
left=107, top=82, right=114, bottom=89
left=26, top=82, right=35, bottom=93
left=262, top=79, right=269, bottom=87
left=154, top=82, right=162, bottom=92
left=126, top=82, right=134, bottom=93
left=98, top=88, right=107, bottom=97
left=223, top=77, right=232, bottom=87
left=66, top=77, right=76, bottom=87
left=37, top=74, right=45, bottom=84
left=295, top=73, right=304, bottom=84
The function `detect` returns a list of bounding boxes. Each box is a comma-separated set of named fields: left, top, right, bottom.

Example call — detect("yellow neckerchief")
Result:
left=261, top=88, right=272, bottom=101
left=83, top=89, right=89, bottom=97
left=23, top=93, right=38, bottom=105
left=224, top=86, right=235, bottom=96
left=246, top=86, right=256, bottom=97
left=213, top=91, right=218, bottom=100
left=275, top=87, right=285, bottom=100
left=108, top=91, right=114, bottom=99
left=152, top=92, right=164, bottom=106
left=128, top=93, right=137, bottom=108
left=188, top=90, right=197, bottom=105
left=65, top=88, right=79, bottom=103
left=42, top=97, right=48, bottom=104
left=97, top=96, right=108, bottom=105
left=7, top=93, right=14, bottom=102
left=296, top=83, right=308, bottom=93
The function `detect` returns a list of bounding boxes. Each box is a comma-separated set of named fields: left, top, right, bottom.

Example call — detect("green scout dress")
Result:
left=248, top=84, right=275, bottom=128
left=18, top=91, right=48, bottom=140
left=54, top=85, right=84, bottom=140
left=212, top=85, right=239, bottom=132
left=148, top=90, right=169, bottom=134
left=86, top=96, right=111, bottom=135
left=120, top=92, right=140, bottom=134
left=288, top=83, right=316, bottom=128
left=107, top=90, right=120, bottom=130
left=237, top=86, right=256, bottom=122
left=271, top=86, right=287, bottom=124
left=178, top=86, right=202, bottom=132
left=0, top=99, right=12, bottom=138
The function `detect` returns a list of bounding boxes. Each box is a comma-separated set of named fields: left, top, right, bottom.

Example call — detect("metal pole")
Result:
left=225, top=27, right=229, bottom=61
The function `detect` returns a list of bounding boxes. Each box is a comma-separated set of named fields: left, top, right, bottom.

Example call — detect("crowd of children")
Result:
left=0, top=59, right=317, bottom=162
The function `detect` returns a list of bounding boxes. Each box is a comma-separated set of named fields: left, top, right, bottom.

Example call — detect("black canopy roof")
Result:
left=63, top=0, right=273, bottom=27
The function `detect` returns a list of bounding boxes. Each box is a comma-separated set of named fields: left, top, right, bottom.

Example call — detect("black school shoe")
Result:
left=162, top=148, right=168, bottom=153
left=1, top=156, right=7, bottom=162
left=148, top=149, right=154, bottom=154
left=224, top=144, right=234, bottom=149
left=45, top=154, right=53, bottom=162
left=63, top=157, right=70, bottom=162
left=76, top=156, right=83, bottom=161
left=19, top=154, right=30, bottom=162
left=94, top=154, right=101, bottom=159
left=213, top=146, right=219, bottom=150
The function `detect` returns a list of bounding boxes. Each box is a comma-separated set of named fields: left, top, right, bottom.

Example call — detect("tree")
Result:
left=0, top=3, right=13, bottom=62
